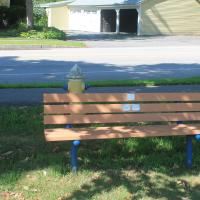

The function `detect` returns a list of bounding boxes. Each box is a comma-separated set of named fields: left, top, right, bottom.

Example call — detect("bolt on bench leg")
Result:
left=195, top=134, right=200, bottom=141
left=186, top=135, right=193, bottom=169
left=71, top=140, right=80, bottom=172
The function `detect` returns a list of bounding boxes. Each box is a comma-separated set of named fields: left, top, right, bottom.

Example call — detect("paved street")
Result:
left=0, top=36, right=200, bottom=84
left=1, top=85, right=200, bottom=106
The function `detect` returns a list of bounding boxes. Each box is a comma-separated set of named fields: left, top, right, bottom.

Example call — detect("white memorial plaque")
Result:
left=132, top=104, right=141, bottom=112
left=122, top=104, right=131, bottom=112
left=127, top=93, right=135, bottom=101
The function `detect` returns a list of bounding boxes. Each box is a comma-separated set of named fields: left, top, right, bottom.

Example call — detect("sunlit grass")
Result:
left=0, top=37, right=85, bottom=47
left=0, top=106, right=200, bottom=199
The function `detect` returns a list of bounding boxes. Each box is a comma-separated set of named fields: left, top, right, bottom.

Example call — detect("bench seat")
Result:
left=45, top=124, right=200, bottom=141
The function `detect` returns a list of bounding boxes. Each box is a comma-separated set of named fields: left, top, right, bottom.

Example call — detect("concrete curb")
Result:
left=0, top=45, right=80, bottom=50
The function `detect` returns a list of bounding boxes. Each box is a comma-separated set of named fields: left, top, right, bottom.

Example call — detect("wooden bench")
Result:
left=44, top=92, right=200, bottom=171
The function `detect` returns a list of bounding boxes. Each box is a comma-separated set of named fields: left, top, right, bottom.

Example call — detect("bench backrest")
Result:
left=44, top=93, right=200, bottom=126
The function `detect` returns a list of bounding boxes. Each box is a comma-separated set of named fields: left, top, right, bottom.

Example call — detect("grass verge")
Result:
left=0, top=76, right=200, bottom=89
left=89, top=76, right=200, bottom=87
left=0, top=106, right=200, bottom=199
left=0, top=37, right=85, bottom=47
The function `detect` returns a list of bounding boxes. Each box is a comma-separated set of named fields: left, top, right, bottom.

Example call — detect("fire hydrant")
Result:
left=67, top=64, right=85, bottom=93
left=67, top=64, right=85, bottom=172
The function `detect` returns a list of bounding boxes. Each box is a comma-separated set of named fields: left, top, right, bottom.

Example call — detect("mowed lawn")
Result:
left=0, top=106, right=200, bottom=200
left=0, top=37, right=85, bottom=47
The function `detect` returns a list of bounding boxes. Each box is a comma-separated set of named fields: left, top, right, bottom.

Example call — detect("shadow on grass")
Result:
left=62, top=169, right=200, bottom=200
left=0, top=106, right=200, bottom=198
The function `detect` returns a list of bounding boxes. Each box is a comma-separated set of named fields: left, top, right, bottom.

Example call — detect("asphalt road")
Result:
left=1, top=85, right=200, bottom=106
left=1, top=45, right=200, bottom=84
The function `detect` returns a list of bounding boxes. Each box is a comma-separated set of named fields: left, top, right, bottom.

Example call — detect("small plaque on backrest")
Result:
left=127, top=93, right=135, bottom=101
left=122, top=104, right=131, bottom=112
left=132, top=104, right=141, bottom=112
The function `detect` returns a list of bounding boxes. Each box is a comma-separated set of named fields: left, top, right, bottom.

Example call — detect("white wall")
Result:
left=69, top=8, right=101, bottom=32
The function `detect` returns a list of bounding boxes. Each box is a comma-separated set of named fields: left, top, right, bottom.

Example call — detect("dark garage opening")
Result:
left=101, top=10, right=116, bottom=32
left=120, top=9, right=138, bottom=33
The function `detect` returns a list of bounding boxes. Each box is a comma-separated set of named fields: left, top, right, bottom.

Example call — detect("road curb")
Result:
left=0, top=45, right=84, bottom=50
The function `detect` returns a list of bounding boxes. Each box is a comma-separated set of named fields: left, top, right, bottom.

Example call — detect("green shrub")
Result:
left=15, top=21, right=27, bottom=32
left=20, top=30, right=37, bottom=38
left=0, top=5, right=26, bottom=28
left=10, top=0, right=26, bottom=6
left=33, top=4, right=48, bottom=28
left=8, top=5, right=26, bottom=25
left=0, top=29, right=19, bottom=37
left=43, top=27, right=66, bottom=39
left=20, top=27, right=66, bottom=40
left=0, top=21, right=28, bottom=37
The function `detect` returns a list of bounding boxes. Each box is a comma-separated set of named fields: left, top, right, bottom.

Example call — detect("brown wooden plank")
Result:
left=44, top=124, right=200, bottom=141
left=44, top=93, right=200, bottom=103
left=44, top=103, right=200, bottom=114
left=44, top=112, right=200, bottom=124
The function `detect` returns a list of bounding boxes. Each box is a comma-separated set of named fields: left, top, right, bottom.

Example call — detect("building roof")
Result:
left=40, top=0, right=72, bottom=8
left=69, top=0, right=140, bottom=6
left=40, top=0, right=141, bottom=8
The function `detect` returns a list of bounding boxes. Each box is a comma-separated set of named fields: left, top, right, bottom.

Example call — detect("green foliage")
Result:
left=33, top=1, right=48, bottom=28
left=0, top=5, right=26, bottom=28
left=34, top=13, right=48, bottom=28
left=20, top=30, right=37, bottom=38
left=0, top=21, right=27, bottom=37
left=0, top=76, right=200, bottom=89
left=10, top=0, right=26, bottom=6
left=43, top=27, right=66, bottom=39
left=0, top=29, right=19, bottom=37
left=20, top=27, right=66, bottom=40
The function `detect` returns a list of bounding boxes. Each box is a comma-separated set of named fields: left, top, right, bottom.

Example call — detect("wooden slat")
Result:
left=44, top=112, right=200, bottom=124
left=44, top=93, right=200, bottom=103
left=44, top=103, right=200, bottom=114
left=44, top=124, right=200, bottom=141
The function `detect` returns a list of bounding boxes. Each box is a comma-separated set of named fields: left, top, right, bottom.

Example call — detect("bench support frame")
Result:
left=66, top=124, right=80, bottom=172
left=186, top=135, right=193, bottom=169
left=71, top=140, right=80, bottom=172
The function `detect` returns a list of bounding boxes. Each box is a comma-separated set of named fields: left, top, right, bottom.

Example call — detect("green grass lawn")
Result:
left=0, top=106, right=200, bottom=199
left=0, top=37, right=85, bottom=47
left=0, top=76, right=200, bottom=89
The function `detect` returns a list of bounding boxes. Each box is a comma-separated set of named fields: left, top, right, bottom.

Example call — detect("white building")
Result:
left=41, top=0, right=200, bottom=36
left=41, top=0, right=141, bottom=34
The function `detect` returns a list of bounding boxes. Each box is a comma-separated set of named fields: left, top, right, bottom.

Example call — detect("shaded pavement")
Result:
left=1, top=45, right=200, bottom=83
left=1, top=85, right=200, bottom=106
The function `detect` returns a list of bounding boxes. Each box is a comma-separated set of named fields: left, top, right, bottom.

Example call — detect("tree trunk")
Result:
left=26, top=0, right=34, bottom=29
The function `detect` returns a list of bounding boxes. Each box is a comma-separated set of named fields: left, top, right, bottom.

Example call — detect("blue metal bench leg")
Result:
left=71, top=140, right=80, bottom=172
left=66, top=124, right=80, bottom=172
left=186, top=135, right=193, bottom=169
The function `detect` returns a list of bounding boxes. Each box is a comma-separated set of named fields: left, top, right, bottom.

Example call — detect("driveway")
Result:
left=67, top=32, right=200, bottom=48
left=0, top=35, right=200, bottom=84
